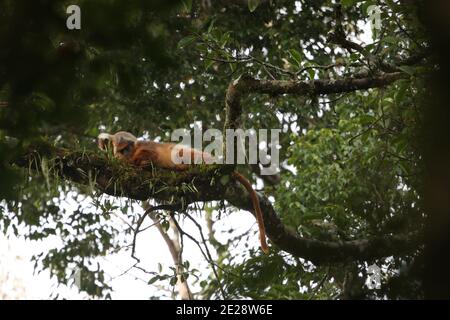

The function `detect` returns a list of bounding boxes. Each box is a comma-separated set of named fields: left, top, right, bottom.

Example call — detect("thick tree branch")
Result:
left=14, top=143, right=421, bottom=265
left=224, top=72, right=405, bottom=131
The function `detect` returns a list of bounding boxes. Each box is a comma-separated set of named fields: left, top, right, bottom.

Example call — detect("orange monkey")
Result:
left=98, top=131, right=268, bottom=254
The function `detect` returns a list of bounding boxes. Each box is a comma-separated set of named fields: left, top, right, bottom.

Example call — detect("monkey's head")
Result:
left=98, top=131, right=137, bottom=161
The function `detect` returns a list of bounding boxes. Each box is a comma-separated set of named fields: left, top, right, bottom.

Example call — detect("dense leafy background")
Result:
left=0, top=0, right=429, bottom=299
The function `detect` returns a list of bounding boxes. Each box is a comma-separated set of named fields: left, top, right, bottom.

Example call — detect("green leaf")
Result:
left=395, top=81, right=409, bottom=104
left=362, top=0, right=377, bottom=14
left=229, top=62, right=237, bottom=73
left=178, top=36, right=196, bottom=49
left=288, top=49, right=302, bottom=66
left=342, top=0, right=357, bottom=8
left=148, top=276, right=159, bottom=285
left=205, top=59, right=215, bottom=71
left=398, top=66, right=416, bottom=76
left=358, top=114, right=375, bottom=125
left=181, top=0, right=192, bottom=12
left=220, top=175, right=230, bottom=185
left=207, top=19, right=216, bottom=33
left=248, top=0, right=261, bottom=12
left=161, top=220, right=170, bottom=232
left=383, top=36, right=398, bottom=45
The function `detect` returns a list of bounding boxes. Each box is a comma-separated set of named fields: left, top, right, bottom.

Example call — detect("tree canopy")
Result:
left=0, top=0, right=445, bottom=299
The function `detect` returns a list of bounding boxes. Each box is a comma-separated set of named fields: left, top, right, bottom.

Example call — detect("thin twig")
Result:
left=170, top=212, right=227, bottom=299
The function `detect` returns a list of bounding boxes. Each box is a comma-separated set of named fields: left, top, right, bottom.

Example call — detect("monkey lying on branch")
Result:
left=98, top=131, right=269, bottom=254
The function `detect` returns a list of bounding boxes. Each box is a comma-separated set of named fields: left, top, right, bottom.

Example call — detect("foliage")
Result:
left=0, top=0, right=429, bottom=299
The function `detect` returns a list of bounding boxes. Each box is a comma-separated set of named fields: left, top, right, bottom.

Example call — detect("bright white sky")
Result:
left=0, top=196, right=258, bottom=299
left=0, top=12, right=375, bottom=300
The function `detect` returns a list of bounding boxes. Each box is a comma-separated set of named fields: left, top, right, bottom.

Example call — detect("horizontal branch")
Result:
left=14, top=144, right=420, bottom=265
left=224, top=72, right=405, bottom=130
left=15, top=143, right=229, bottom=203
left=248, top=72, right=404, bottom=95
left=224, top=180, right=420, bottom=264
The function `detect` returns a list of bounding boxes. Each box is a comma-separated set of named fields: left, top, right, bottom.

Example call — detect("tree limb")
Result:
left=224, top=72, right=406, bottom=131
left=14, top=143, right=421, bottom=265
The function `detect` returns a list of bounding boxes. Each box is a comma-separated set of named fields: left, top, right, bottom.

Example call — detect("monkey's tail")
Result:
left=232, top=171, right=269, bottom=254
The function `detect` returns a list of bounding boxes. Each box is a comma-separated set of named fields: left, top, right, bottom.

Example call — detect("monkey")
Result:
left=98, top=131, right=269, bottom=254
left=98, top=131, right=211, bottom=170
